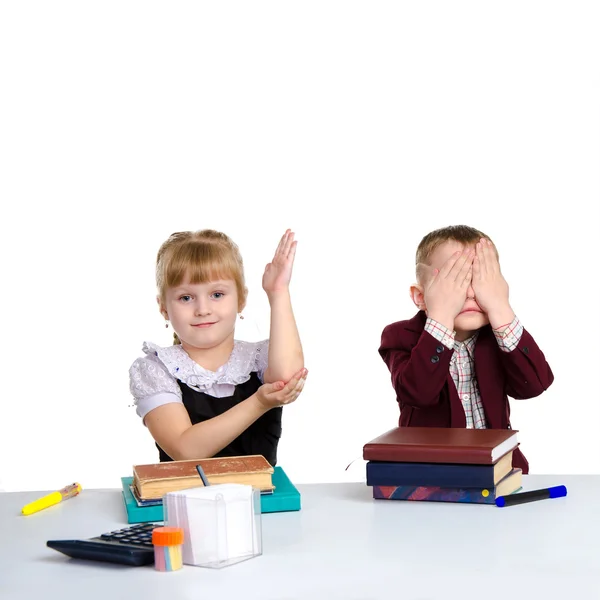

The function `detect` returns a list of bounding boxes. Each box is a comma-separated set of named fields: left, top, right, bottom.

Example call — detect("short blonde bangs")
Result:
left=156, top=230, right=247, bottom=309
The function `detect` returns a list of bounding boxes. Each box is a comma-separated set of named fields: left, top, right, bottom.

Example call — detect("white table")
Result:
left=1, top=475, right=599, bottom=599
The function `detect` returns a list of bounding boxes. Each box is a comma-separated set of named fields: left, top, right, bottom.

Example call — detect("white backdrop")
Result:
left=1, top=1, right=599, bottom=492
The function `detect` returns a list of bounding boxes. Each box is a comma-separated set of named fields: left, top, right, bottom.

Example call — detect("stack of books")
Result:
left=362, top=427, right=523, bottom=504
left=121, top=455, right=301, bottom=523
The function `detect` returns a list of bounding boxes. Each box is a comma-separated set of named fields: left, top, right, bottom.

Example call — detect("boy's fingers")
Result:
left=485, top=239, right=500, bottom=274
left=450, top=250, right=473, bottom=279
left=439, top=251, right=462, bottom=277
left=476, top=241, right=488, bottom=274
left=455, top=251, right=474, bottom=282
left=472, top=255, right=480, bottom=278
left=461, top=268, right=473, bottom=287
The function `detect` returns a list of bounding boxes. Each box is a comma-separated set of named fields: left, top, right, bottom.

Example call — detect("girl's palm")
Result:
left=262, top=229, right=297, bottom=293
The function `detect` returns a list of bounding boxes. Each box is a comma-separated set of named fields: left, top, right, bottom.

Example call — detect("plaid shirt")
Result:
left=424, top=316, right=523, bottom=429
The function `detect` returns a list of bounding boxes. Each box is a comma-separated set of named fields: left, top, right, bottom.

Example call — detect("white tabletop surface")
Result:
left=1, top=475, right=599, bottom=600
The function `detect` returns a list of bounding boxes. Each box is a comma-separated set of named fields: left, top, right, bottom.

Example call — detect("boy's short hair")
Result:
left=415, top=225, right=496, bottom=282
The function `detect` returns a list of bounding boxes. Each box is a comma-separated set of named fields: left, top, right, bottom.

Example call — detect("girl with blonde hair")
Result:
left=129, top=229, right=306, bottom=465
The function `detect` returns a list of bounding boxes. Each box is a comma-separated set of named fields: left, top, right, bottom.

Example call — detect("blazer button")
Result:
left=522, top=347, right=529, bottom=355
left=507, top=424, right=512, bottom=429
left=430, top=355, right=440, bottom=363
left=436, top=345, right=444, bottom=353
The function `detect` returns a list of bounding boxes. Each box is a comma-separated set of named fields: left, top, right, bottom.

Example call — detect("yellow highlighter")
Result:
left=21, top=483, right=82, bottom=516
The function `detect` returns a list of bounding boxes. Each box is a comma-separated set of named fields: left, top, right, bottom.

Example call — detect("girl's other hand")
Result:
left=256, top=368, right=308, bottom=409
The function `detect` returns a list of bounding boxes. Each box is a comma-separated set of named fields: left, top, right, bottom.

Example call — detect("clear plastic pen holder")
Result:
left=164, top=487, right=262, bottom=569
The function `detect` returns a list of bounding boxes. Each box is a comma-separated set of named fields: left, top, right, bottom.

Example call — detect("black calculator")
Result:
left=47, top=523, right=160, bottom=566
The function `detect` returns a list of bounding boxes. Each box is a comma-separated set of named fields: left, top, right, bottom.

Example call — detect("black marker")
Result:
left=496, top=485, right=567, bottom=507
left=196, top=465, right=210, bottom=486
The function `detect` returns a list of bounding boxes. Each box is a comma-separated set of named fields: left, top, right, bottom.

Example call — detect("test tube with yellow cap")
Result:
left=152, top=527, right=184, bottom=571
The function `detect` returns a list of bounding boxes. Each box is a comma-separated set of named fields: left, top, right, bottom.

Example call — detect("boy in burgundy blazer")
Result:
left=378, top=225, right=554, bottom=474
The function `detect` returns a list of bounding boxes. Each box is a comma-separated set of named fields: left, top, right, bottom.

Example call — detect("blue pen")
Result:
left=496, top=485, right=567, bottom=507
left=196, top=465, right=210, bottom=486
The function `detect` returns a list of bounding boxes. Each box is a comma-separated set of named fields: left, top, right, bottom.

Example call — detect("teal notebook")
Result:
left=121, top=465, right=301, bottom=524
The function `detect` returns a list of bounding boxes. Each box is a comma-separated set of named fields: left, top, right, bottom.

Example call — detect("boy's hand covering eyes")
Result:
left=424, top=249, right=474, bottom=326
left=472, top=238, right=510, bottom=317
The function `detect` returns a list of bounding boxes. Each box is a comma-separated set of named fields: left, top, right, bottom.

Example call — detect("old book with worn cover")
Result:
left=372, top=468, right=522, bottom=504
left=122, top=466, right=300, bottom=523
left=366, top=450, right=514, bottom=488
left=363, top=427, right=518, bottom=465
left=133, top=455, right=274, bottom=500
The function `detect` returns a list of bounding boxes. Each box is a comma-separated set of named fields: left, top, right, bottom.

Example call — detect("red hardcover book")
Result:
left=363, top=427, right=518, bottom=465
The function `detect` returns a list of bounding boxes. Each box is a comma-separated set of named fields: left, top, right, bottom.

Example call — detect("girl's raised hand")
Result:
left=262, top=229, right=297, bottom=295
left=255, top=368, right=308, bottom=409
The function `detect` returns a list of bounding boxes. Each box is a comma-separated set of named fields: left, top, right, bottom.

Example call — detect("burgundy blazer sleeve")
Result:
left=498, top=328, right=554, bottom=399
left=379, top=317, right=453, bottom=409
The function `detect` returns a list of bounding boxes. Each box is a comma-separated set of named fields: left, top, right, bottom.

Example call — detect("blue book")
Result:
left=372, top=468, right=522, bottom=504
left=366, top=450, right=514, bottom=489
left=121, top=465, right=301, bottom=524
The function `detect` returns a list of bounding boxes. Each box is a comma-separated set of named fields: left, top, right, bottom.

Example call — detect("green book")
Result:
left=121, top=465, right=301, bottom=524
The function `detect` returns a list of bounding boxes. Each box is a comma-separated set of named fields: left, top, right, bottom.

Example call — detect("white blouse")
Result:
left=129, top=339, right=269, bottom=421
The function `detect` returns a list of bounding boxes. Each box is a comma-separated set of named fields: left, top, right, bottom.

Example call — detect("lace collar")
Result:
left=142, top=340, right=265, bottom=393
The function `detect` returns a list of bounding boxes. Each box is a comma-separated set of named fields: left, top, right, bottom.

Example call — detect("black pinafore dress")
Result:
left=156, top=371, right=282, bottom=466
